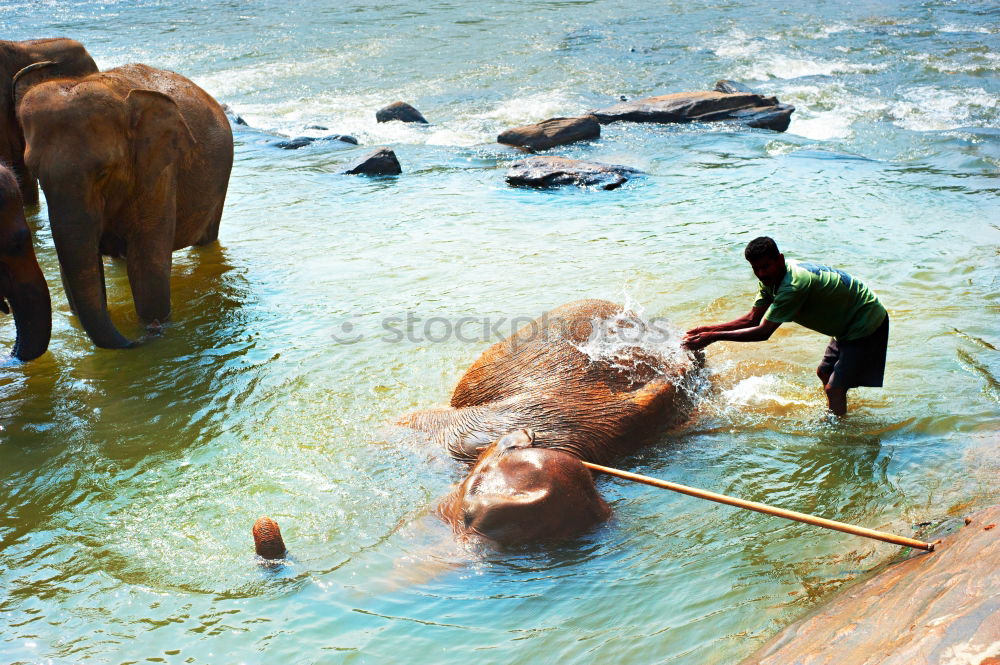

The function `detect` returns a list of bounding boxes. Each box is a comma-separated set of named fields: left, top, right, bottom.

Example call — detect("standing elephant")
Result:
left=400, top=299, right=701, bottom=464
left=437, top=429, right=612, bottom=544
left=0, top=163, right=50, bottom=360
left=17, top=63, right=234, bottom=348
left=1, top=38, right=98, bottom=206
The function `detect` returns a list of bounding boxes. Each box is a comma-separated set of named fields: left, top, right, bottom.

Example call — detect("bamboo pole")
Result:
left=582, top=461, right=935, bottom=551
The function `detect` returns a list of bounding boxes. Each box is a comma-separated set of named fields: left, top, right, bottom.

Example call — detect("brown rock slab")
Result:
left=591, top=90, right=794, bottom=132
left=341, top=147, right=402, bottom=176
left=375, top=101, right=428, bottom=124
left=740, top=503, right=1000, bottom=665
left=506, top=156, right=641, bottom=190
left=497, top=115, right=601, bottom=151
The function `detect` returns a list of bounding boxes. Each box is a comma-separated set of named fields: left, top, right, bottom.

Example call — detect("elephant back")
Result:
left=450, top=299, right=666, bottom=409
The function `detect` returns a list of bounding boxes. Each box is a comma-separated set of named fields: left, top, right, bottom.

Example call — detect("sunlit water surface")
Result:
left=2, top=1, right=999, bottom=663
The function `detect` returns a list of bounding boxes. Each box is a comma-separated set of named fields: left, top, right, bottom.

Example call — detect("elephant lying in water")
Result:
left=399, top=299, right=701, bottom=465
left=0, top=163, right=50, bottom=361
left=251, top=301, right=701, bottom=554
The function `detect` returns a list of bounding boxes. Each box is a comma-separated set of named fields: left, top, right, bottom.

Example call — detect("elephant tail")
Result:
left=252, top=516, right=286, bottom=560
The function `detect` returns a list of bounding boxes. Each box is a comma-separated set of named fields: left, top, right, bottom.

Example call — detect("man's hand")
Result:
left=682, top=330, right=716, bottom=350
left=684, top=325, right=716, bottom=336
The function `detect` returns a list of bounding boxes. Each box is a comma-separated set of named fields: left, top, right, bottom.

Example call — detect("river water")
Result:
left=2, top=1, right=999, bottom=663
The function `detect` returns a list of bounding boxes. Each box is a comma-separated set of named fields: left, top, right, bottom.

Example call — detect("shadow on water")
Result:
left=0, top=242, right=264, bottom=580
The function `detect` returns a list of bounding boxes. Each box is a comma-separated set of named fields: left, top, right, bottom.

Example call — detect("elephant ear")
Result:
left=126, top=88, right=197, bottom=187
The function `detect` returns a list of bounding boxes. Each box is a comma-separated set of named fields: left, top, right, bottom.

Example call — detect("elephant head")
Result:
left=17, top=65, right=208, bottom=349
left=0, top=164, right=51, bottom=361
left=0, top=38, right=98, bottom=206
left=437, top=429, right=612, bottom=544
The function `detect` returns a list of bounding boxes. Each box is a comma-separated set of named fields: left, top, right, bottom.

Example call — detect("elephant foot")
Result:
left=145, top=319, right=163, bottom=334
left=252, top=516, right=286, bottom=559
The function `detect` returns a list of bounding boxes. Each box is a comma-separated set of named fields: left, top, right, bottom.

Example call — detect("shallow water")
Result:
left=2, top=1, right=999, bottom=663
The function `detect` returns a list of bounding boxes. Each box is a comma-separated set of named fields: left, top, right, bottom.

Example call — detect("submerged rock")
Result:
left=375, top=101, right=428, bottom=124
left=273, top=135, right=359, bottom=150
left=220, top=103, right=247, bottom=126
left=590, top=90, right=794, bottom=132
left=497, top=115, right=601, bottom=151
left=273, top=136, right=314, bottom=150
left=506, top=156, right=641, bottom=190
left=739, top=503, right=1000, bottom=665
left=341, top=147, right=402, bottom=175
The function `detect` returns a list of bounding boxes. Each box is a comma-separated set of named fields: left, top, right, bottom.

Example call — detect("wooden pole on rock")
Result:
left=582, top=461, right=935, bottom=551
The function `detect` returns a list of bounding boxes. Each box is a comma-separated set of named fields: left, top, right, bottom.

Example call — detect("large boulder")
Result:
left=375, top=101, right=428, bottom=124
left=740, top=504, right=1000, bottom=665
left=590, top=89, right=794, bottom=132
left=506, top=156, right=641, bottom=190
left=497, top=115, right=601, bottom=151
left=341, top=147, right=402, bottom=175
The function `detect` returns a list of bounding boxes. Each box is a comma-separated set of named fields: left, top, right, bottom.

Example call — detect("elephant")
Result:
left=17, top=63, right=234, bottom=348
left=0, top=163, right=51, bottom=360
left=1, top=38, right=98, bottom=206
left=252, top=516, right=287, bottom=560
left=400, top=299, right=701, bottom=465
left=437, top=429, right=612, bottom=544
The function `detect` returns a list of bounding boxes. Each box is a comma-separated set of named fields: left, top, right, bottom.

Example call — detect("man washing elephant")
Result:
left=683, top=237, right=888, bottom=416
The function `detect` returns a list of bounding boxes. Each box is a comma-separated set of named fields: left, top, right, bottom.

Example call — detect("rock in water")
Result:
left=375, top=101, right=428, bottom=124
left=713, top=79, right=755, bottom=94
left=220, top=103, right=247, bottom=126
left=591, top=90, right=794, bottom=132
left=739, top=503, right=1000, bottom=665
left=341, top=147, right=402, bottom=175
left=273, top=135, right=358, bottom=150
left=273, top=136, right=314, bottom=150
left=506, top=156, right=641, bottom=190
left=497, top=116, right=601, bottom=151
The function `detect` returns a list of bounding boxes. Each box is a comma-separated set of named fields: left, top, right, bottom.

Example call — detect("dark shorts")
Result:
left=818, top=315, right=889, bottom=390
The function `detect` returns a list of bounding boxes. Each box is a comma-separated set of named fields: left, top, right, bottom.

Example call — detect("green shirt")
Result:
left=753, top=260, right=887, bottom=341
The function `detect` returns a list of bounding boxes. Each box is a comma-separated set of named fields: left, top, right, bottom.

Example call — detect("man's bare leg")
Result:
left=824, top=384, right=847, bottom=416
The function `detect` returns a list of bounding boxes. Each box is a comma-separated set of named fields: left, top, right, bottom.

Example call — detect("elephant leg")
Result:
left=60, top=264, right=78, bottom=314
left=625, top=377, right=694, bottom=431
left=398, top=404, right=511, bottom=461
left=195, top=202, right=224, bottom=246
left=17, top=164, right=40, bottom=208
left=126, top=228, right=173, bottom=327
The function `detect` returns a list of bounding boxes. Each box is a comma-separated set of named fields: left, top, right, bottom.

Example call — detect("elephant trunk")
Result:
left=4, top=254, right=51, bottom=361
left=47, top=201, right=133, bottom=349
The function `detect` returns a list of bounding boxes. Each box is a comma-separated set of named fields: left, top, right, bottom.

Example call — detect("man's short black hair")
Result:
left=745, top=236, right=780, bottom=262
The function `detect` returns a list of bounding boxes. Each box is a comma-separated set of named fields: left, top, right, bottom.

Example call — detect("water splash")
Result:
left=568, top=300, right=711, bottom=409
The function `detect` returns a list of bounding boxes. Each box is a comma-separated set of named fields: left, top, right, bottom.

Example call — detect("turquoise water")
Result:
left=2, top=1, right=999, bottom=663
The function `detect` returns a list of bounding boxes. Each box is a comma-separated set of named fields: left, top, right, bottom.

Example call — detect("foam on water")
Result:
left=568, top=300, right=706, bottom=403
left=721, top=375, right=813, bottom=409
left=889, top=86, right=999, bottom=131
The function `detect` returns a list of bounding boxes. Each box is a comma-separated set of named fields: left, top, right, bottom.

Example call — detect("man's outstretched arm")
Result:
left=683, top=315, right=780, bottom=349
left=685, top=307, right=766, bottom=337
